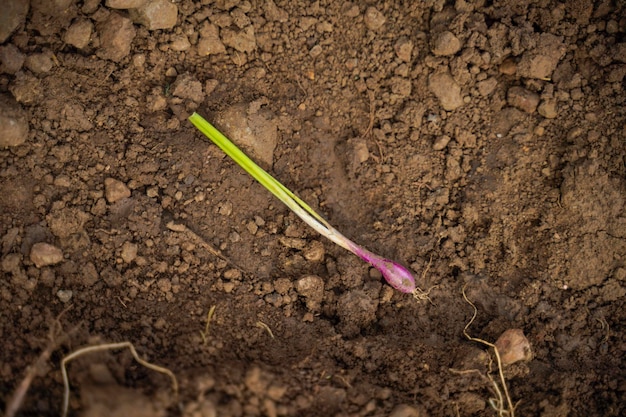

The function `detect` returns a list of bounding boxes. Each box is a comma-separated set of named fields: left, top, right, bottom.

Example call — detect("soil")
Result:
left=1, top=1, right=625, bottom=416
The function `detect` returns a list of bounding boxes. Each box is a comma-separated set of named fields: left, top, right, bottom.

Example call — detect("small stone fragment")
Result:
left=263, top=0, right=288, bottom=22
left=221, top=26, right=257, bottom=53
left=0, top=94, right=29, bottom=147
left=507, top=86, right=540, bottom=113
left=364, top=7, right=386, bottom=31
left=428, top=72, right=464, bottom=111
left=170, top=34, right=191, bottom=51
left=104, top=178, right=131, bottom=203
left=432, top=135, right=451, bottom=151
left=171, top=73, right=205, bottom=103
left=0, top=44, right=25, bottom=74
left=121, top=241, right=138, bottom=263
left=9, top=72, right=42, bottom=104
left=430, top=31, right=461, bottom=56
left=495, top=328, right=532, bottom=366
left=303, top=240, right=325, bottom=262
left=96, top=13, right=136, bottom=62
left=296, top=275, right=324, bottom=310
left=517, top=33, right=566, bottom=80
left=499, top=58, right=517, bottom=75
left=64, top=18, right=93, bottom=49
left=57, top=289, right=73, bottom=303
left=30, top=242, right=64, bottom=268
left=223, top=268, right=242, bottom=280
left=538, top=99, right=558, bottom=119
left=197, top=22, right=226, bottom=56
left=476, top=77, right=497, bottom=97
left=129, top=0, right=178, bottom=30
left=24, top=51, right=54, bottom=74
left=394, top=37, right=413, bottom=62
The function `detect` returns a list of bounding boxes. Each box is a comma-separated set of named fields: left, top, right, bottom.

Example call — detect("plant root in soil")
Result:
left=61, top=341, right=179, bottom=417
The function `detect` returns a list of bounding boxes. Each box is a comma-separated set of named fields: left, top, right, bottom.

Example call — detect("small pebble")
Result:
left=394, top=37, right=413, bottom=62
left=0, top=95, right=29, bottom=147
left=129, top=0, right=178, bottom=30
left=303, top=240, right=325, bottom=262
left=24, top=52, right=54, bottom=74
left=495, top=328, right=532, bottom=365
left=121, top=241, right=138, bottom=263
left=104, top=178, right=131, bottom=203
left=430, top=31, right=461, bottom=56
left=432, top=135, right=451, bottom=151
left=507, top=86, right=540, bottom=113
left=363, top=7, right=386, bottom=30
left=538, top=100, right=558, bottom=118
left=295, top=275, right=324, bottom=302
left=64, top=18, right=93, bottom=49
left=429, top=72, right=464, bottom=111
left=223, top=268, right=242, bottom=280
left=30, top=242, right=64, bottom=268
left=57, top=289, right=73, bottom=303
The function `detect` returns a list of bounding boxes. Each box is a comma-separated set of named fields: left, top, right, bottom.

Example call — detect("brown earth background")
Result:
left=1, top=0, right=625, bottom=416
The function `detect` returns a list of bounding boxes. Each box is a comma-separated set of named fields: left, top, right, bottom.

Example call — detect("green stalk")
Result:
left=189, top=112, right=417, bottom=294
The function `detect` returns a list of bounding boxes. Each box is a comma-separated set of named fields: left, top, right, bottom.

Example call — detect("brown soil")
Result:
left=1, top=1, right=625, bottom=416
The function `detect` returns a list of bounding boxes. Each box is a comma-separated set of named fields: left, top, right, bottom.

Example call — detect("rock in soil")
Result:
left=0, top=94, right=29, bottom=147
left=30, top=242, right=64, bottom=267
left=428, top=71, right=464, bottom=111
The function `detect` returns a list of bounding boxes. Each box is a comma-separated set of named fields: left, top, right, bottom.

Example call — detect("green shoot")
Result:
left=189, top=112, right=418, bottom=295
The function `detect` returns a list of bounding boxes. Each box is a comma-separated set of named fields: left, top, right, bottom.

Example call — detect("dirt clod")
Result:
left=30, top=242, right=64, bottom=268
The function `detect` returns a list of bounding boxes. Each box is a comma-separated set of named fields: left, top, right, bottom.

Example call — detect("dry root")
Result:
left=61, top=341, right=179, bottom=417
left=456, top=285, right=517, bottom=417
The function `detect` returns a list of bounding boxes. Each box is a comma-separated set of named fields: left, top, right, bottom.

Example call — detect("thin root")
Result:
left=413, top=255, right=436, bottom=304
left=255, top=321, right=275, bottom=339
left=199, top=305, right=217, bottom=345
left=61, top=342, right=178, bottom=417
left=461, top=284, right=516, bottom=417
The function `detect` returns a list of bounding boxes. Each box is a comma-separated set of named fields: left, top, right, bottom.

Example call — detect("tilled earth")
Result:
left=1, top=1, right=625, bottom=416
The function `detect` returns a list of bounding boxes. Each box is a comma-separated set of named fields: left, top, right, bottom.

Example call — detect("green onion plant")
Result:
left=189, top=112, right=418, bottom=295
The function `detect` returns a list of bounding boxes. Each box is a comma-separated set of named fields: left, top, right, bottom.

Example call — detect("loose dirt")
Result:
left=1, top=1, right=625, bottom=416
